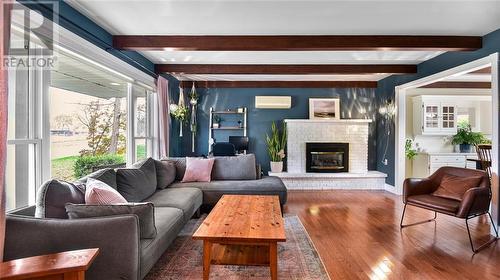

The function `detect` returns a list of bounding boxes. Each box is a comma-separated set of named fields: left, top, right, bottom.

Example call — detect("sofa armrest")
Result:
left=4, top=214, right=141, bottom=280
left=456, top=187, right=491, bottom=218
left=403, top=178, right=436, bottom=203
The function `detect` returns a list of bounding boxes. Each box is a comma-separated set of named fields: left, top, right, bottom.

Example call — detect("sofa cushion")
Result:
left=432, top=174, right=483, bottom=201
left=35, top=180, right=85, bottom=219
left=116, top=158, right=157, bottom=202
left=77, top=168, right=117, bottom=189
left=65, top=202, right=156, bottom=239
left=160, top=157, right=186, bottom=181
left=211, top=154, right=257, bottom=180
left=140, top=207, right=184, bottom=278
left=170, top=176, right=287, bottom=206
left=144, top=187, right=202, bottom=222
left=408, top=194, right=461, bottom=214
left=85, top=178, right=127, bottom=205
left=182, top=158, right=215, bottom=183
left=154, top=160, right=176, bottom=189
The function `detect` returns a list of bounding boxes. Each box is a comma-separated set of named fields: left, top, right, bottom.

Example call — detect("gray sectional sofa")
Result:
left=4, top=154, right=287, bottom=280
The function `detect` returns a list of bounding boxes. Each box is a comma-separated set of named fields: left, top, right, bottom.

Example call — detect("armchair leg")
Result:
left=400, top=204, right=437, bottom=228
left=465, top=212, right=499, bottom=253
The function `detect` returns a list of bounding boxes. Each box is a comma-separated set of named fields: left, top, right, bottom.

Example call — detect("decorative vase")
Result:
left=270, top=161, right=283, bottom=173
left=459, top=144, right=471, bottom=153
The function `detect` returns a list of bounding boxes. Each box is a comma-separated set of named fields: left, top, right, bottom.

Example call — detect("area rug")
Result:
left=145, top=215, right=330, bottom=280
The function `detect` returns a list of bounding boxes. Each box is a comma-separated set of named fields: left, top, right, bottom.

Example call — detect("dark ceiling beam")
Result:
left=156, top=64, right=416, bottom=74
left=179, top=81, right=377, bottom=88
left=469, top=67, right=491, bottom=74
left=114, top=35, right=481, bottom=51
left=421, top=81, right=491, bottom=89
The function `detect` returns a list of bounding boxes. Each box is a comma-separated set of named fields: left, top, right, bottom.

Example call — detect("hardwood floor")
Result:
left=283, top=190, right=500, bottom=280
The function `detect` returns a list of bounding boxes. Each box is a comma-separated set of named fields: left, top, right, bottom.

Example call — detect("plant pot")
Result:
left=270, top=161, right=283, bottom=173
left=459, top=144, right=472, bottom=153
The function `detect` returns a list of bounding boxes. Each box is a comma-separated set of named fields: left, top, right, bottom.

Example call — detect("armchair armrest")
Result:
left=403, top=178, right=436, bottom=203
left=456, top=187, right=491, bottom=218
left=4, top=214, right=141, bottom=280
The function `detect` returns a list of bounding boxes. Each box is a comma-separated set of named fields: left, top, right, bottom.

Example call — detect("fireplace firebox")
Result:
left=306, top=143, right=349, bottom=173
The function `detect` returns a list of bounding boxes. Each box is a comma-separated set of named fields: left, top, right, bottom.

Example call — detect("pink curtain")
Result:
left=0, top=0, right=12, bottom=261
left=157, top=76, right=170, bottom=158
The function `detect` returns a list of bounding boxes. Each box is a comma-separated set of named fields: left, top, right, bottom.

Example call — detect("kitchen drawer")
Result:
left=430, top=163, right=466, bottom=170
left=430, top=156, right=466, bottom=164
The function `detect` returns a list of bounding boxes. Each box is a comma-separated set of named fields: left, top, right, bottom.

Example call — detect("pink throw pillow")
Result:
left=85, top=178, right=127, bottom=205
left=182, top=157, right=215, bottom=183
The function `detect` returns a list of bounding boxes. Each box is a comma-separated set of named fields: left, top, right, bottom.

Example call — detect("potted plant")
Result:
left=213, top=115, right=223, bottom=128
left=170, top=104, right=189, bottom=137
left=266, top=121, right=287, bottom=173
left=451, top=121, right=486, bottom=153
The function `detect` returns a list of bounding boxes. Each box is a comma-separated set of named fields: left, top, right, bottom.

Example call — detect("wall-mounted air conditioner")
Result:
left=255, top=96, right=292, bottom=109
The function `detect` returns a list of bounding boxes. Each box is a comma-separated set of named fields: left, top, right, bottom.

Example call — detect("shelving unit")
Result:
left=209, top=107, right=247, bottom=154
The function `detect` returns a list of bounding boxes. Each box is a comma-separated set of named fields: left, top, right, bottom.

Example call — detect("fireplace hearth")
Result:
left=306, top=143, right=349, bottom=173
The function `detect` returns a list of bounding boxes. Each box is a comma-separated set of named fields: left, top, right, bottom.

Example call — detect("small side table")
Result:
left=0, top=248, right=99, bottom=280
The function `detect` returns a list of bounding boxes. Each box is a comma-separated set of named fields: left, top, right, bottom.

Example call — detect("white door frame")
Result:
left=395, top=53, right=499, bottom=228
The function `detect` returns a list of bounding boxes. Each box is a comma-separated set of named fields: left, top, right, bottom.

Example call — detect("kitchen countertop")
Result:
left=417, top=152, right=477, bottom=156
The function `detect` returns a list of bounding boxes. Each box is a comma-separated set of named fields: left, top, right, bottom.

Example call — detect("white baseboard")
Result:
left=384, top=183, right=401, bottom=195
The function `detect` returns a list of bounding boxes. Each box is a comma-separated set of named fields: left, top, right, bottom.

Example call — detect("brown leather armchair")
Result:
left=401, top=166, right=498, bottom=253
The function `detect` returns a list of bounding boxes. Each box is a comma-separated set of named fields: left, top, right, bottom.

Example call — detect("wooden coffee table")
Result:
left=193, top=195, right=286, bottom=280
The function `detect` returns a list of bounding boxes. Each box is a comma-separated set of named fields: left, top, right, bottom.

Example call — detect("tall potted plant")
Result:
left=451, top=121, right=486, bottom=153
left=266, top=121, right=287, bottom=173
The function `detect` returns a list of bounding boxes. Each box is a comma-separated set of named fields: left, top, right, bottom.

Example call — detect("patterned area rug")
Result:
left=145, top=215, right=330, bottom=280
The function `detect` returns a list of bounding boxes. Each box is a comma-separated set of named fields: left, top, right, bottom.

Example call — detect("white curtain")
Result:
left=157, top=76, right=170, bottom=158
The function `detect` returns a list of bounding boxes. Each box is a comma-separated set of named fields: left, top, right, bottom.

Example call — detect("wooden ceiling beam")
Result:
left=178, top=81, right=377, bottom=88
left=156, top=64, right=416, bottom=74
left=114, top=35, right=481, bottom=51
left=421, top=81, right=491, bottom=89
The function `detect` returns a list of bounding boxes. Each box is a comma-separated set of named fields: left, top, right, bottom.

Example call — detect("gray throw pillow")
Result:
left=154, top=160, right=176, bottom=189
left=161, top=157, right=186, bottom=181
left=77, top=168, right=117, bottom=189
left=116, top=158, right=157, bottom=202
left=211, top=154, right=257, bottom=180
left=35, top=180, right=86, bottom=219
left=65, top=202, right=156, bottom=239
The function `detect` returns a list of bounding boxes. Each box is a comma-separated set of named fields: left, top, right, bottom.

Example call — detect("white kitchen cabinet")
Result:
left=413, top=96, right=457, bottom=135
left=412, top=153, right=478, bottom=178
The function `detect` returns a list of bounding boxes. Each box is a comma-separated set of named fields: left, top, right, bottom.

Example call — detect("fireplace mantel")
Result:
left=284, top=119, right=372, bottom=124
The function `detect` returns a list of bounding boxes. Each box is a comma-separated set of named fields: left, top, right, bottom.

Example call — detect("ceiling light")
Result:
left=183, top=56, right=192, bottom=62
left=160, top=58, right=167, bottom=62
left=110, top=82, right=120, bottom=86
left=170, top=58, right=176, bottom=62
left=164, top=47, right=175, bottom=52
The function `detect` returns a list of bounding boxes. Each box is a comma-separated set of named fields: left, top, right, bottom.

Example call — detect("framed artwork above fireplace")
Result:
left=309, top=98, right=340, bottom=120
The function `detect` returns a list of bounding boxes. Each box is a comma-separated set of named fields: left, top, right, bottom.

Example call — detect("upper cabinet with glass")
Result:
left=412, top=95, right=492, bottom=136
left=413, top=96, right=457, bottom=135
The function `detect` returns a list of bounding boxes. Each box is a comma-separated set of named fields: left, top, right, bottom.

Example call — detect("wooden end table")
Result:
left=193, top=195, right=286, bottom=280
left=0, top=248, right=99, bottom=280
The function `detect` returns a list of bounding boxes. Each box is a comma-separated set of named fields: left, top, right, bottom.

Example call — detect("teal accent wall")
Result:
left=168, top=80, right=379, bottom=173
left=376, top=28, right=500, bottom=186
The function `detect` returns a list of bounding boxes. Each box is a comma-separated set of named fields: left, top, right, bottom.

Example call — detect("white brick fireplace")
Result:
left=270, top=119, right=387, bottom=190
left=286, top=119, right=370, bottom=173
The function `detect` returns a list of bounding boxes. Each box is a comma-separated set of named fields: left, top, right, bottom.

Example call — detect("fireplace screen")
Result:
left=306, top=143, right=349, bottom=173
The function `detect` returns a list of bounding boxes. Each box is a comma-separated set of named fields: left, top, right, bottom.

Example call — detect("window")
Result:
left=128, top=85, right=154, bottom=163
left=5, top=13, right=156, bottom=211
left=49, top=51, right=129, bottom=181
left=6, top=24, right=41, bottom=210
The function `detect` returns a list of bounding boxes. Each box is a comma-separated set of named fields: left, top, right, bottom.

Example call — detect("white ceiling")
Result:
left=143, top=50, right=444, bottom=64
left=65, top=0, right=500, bottom=82
left=67, top=0, right=500, bottom=36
